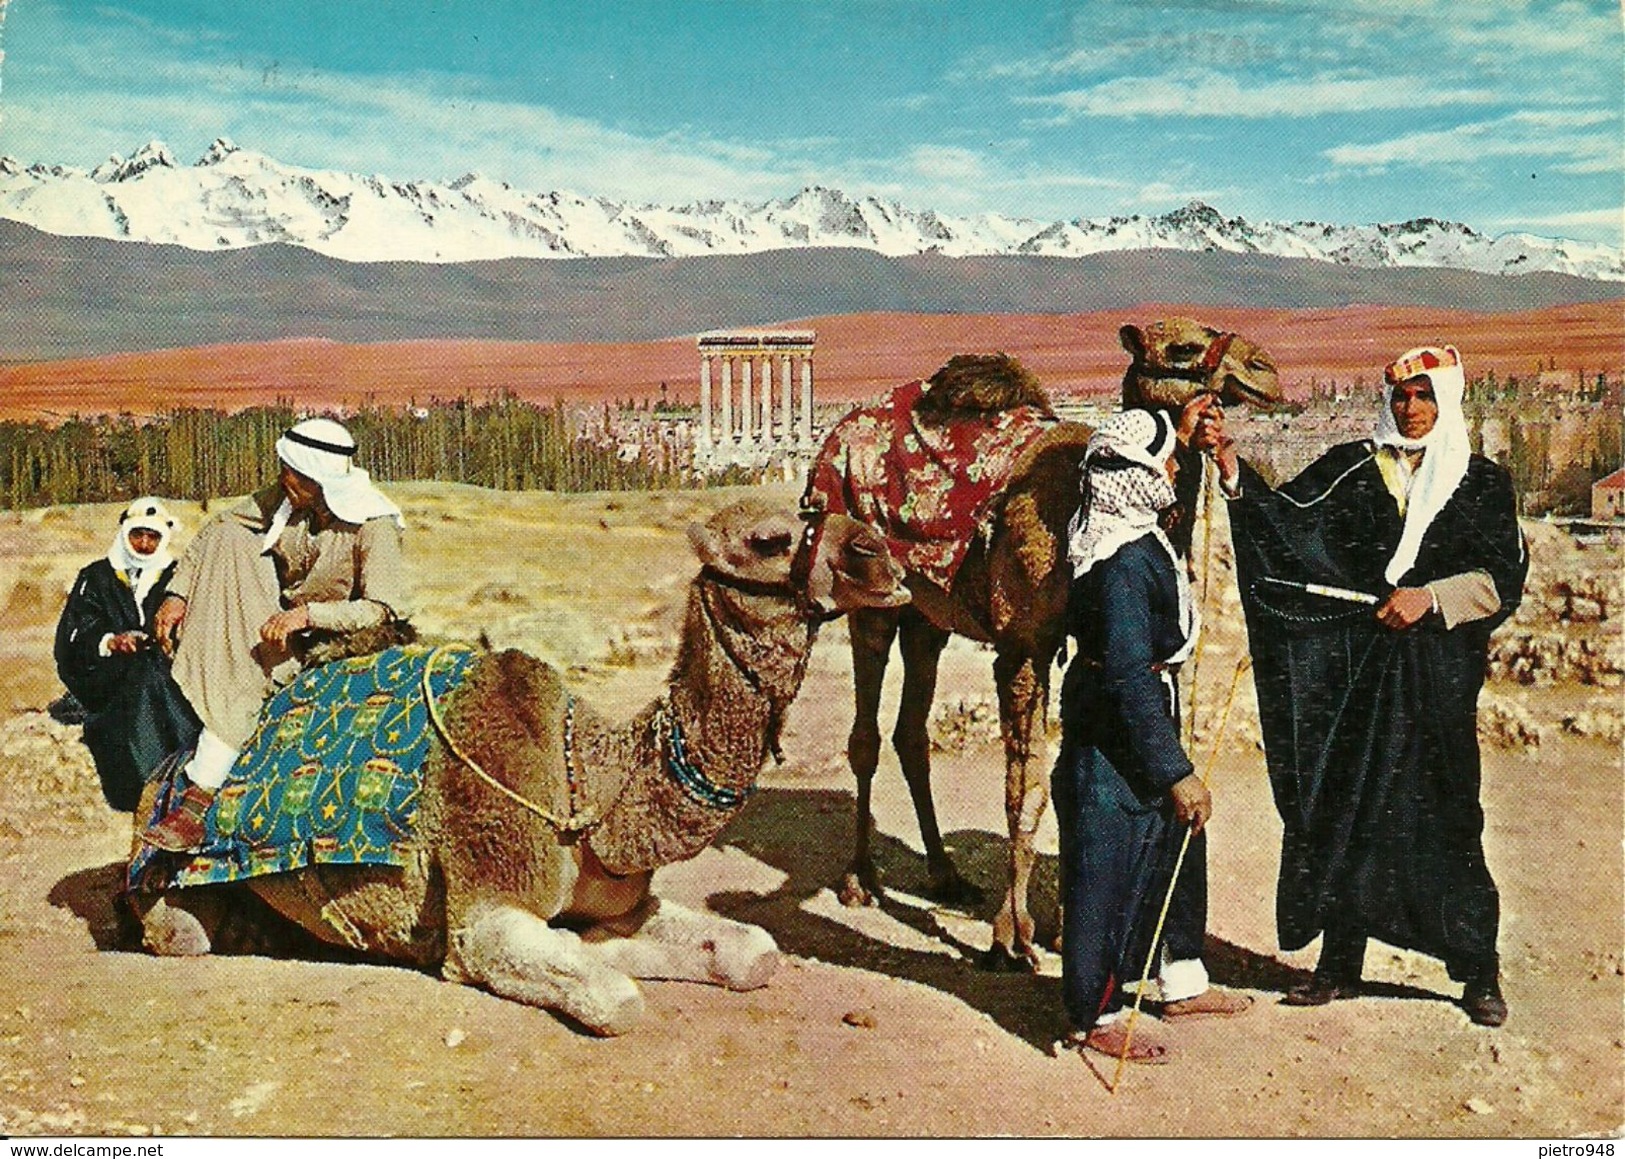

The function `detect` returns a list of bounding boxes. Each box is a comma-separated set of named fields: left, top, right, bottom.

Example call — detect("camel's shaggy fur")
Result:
left=918, top=353, right=1053, bottom=418
left=132, top=501, right=907, bottom=1035
left=813, top=319, right=1282, bottom=970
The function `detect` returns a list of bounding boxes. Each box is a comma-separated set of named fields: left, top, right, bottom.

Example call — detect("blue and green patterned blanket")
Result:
left=130, top=643, right=477, bottom=890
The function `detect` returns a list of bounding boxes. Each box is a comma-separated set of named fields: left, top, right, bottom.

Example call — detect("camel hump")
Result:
left=443, top=650, right=630, bottom=830
left=918, top=352, right=1052, bottom=418
left=1003, top=419, right=1093, bottom=494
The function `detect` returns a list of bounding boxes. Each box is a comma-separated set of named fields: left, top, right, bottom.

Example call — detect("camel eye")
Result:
left=1167, top=342, right=1204, bottom=363
left=748, top=531, right=795, bottom=557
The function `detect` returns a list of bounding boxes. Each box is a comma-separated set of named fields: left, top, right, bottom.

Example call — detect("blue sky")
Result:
left=0, top=0, right=1619, bottom=245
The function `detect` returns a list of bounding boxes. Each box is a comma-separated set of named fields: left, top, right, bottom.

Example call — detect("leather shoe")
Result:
left=1462, top=974, right=1508, bottom=1027
left=142, top=784, right=216, bottom=853
left=1280, top=975, right=1361, bottom=1006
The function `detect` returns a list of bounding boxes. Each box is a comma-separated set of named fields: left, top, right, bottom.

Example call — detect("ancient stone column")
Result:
left=760, top=357, right=775, bottom=446
left=699, top=355, right=713, bottom=446
left=780, top=353, right=794, bottom=442
left=741, top=357, right=754, bottom=443
left=720, top=356, right=733, bottom=443
left=799, top=354, right=814, bottom=445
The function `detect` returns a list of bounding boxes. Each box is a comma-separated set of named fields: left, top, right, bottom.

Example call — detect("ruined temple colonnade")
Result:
left=696, top=330, right=815, bottom=455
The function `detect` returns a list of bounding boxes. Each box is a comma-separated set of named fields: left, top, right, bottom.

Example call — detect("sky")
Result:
left=0, top=0, right=1619, bottom=246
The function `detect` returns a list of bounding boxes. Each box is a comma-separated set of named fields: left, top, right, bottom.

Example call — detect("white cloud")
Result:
left=907, top=145, right=987, bottom=183
left=1028, top=70, right=1500, bottom=120
left=1491, top=206, right=1624, bottom=233
left=1326, top=109, right=1619, bottom=170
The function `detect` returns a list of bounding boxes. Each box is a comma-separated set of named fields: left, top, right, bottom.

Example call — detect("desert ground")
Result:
left=1, top=301, right=1620, bottom=418
left=0, top=471, right=1620, bottom=1139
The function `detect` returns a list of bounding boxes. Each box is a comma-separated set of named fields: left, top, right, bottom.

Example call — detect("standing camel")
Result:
left=804, top=318, right=1282, bottom=969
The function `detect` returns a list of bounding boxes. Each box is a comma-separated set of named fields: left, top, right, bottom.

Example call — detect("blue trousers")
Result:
left=1052, top=741, right=1207, bottom=1027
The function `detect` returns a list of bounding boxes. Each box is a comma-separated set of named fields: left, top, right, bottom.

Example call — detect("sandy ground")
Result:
left=0, top=483, right=1620, bottom=1139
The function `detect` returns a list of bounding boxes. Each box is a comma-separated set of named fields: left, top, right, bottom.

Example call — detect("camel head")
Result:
left=688, top=499, right=908, bottom=620
left=1120, top=317, right=1282, bottom=412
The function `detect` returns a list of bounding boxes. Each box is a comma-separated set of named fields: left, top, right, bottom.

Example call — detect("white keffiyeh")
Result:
left=106, top=496, right=178, bottom=607
left=1374, top=345, right=1471, bottom=585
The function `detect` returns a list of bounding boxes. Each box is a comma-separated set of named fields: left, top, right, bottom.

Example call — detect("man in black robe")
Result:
left=1205, top=344, right=1526, bottom=1027
left=54, top=498, right=201, bottom=811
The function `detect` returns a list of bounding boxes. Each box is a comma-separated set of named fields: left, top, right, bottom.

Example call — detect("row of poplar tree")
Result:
left=0, top=395, right=699, bottom=510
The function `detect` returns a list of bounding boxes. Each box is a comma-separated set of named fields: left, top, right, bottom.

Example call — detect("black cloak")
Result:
left=1227, top=442, right=1527, bottom=977
left=53, top=559, right=202, bottom=811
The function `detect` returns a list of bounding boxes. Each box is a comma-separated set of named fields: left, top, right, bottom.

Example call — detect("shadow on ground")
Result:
left=706, top=786, right=1345, bottom=1052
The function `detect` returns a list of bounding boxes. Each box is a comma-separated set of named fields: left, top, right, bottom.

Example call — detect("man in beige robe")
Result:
left=144, top=418, right=411, bottom=851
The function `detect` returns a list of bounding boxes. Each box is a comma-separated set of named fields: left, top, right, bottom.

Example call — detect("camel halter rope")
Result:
left=420, top=644, right=606, bottom=833
left=1109, top=653, right=1252, bottom=1095
left=420, top=522, right=828, bottom=833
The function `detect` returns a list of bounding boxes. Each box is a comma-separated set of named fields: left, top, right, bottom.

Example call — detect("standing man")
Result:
left=144, top=417, right=411, bottom=852
left=54, top=498, right=202, bottom=811
left=1207, top=344, right=1527, bottom=1026
left=1055, top=407, right=1253, bottom=1065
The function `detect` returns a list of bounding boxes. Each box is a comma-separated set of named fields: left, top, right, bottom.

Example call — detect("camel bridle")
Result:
left=1143, top=330, right=1236, bottom=390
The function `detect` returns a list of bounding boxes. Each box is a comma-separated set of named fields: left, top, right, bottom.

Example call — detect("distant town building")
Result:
left=1592, top=466, right=1625, bottom=520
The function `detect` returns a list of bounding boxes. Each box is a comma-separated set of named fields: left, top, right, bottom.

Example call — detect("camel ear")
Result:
left=1119, top=324, right=1145, bottom=359
left=687, top=521, right=722, bottom=566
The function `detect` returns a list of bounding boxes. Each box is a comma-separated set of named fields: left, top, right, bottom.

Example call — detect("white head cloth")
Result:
left=1066, top=408, right=1198, bottom=663
left=107, top=496, right=178, bottom=606
left=273, top=418, right=404, bottom=529
left=1373, top=344, right=1470, bottom=585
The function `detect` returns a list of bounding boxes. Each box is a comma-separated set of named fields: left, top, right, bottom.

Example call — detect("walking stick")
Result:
left=1109, top=653, right=1252, bottom=1095
left=1183, top=456, right=1218, bottom=751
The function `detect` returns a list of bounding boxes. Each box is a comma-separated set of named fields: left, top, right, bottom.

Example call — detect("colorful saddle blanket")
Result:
left=804, top=380, right=1057, bottom=589
left=129, top=643, right=477, bottom=891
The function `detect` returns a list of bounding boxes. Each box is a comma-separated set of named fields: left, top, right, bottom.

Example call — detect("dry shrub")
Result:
left=1478, top=693, right=1542, bottom=750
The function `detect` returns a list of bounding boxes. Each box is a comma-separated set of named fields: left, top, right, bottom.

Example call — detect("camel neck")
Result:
left=587, top=576, right=814, bottom=875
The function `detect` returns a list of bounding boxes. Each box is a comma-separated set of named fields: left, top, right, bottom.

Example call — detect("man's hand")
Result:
left=1169, top=773, right=1213, bottom=834
left=1376, top=587, right=1434, bottom=631
left=1177, top=393, right=1221, bottom=446
left=153, top=595, right=187, bottom=656
left=106, top=631, right=148, bottom=655
left=260, top=605, right=313, bottom=648
left=1187, top=399, right=1241, bottom=490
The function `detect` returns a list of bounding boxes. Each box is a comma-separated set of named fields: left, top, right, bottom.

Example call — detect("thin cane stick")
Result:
left=1109, top=654, right=1252, bottom=1094
left=1184, top=457, right=1217, bottom=751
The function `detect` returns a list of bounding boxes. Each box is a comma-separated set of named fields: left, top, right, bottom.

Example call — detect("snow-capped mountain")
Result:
left=1, top=138, right=1618, bottom=280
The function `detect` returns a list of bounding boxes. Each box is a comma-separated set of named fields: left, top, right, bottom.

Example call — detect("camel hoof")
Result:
left=837, top=872, right=879, bottom=908
left=979, top=943, right=1038, bottom=974
left=140, top=896, right=214, bottom=957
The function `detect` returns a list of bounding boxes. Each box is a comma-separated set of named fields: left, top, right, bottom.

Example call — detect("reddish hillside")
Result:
left=1, top=302, right=1618, bottom=420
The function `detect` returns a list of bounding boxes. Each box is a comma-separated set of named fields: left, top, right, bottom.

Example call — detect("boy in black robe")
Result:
left=1206, top=344, right=1527, bottom=1026
left=54, top=498, right=201, bottom=811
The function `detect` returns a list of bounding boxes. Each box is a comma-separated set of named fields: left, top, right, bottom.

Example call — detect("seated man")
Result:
left=54, top=498, right=202, bottom=811
left=145, top=417, right=411, bottom=851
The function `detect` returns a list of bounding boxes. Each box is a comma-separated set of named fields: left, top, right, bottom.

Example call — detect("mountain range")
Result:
left=2, top=138, right=1620, bottom=280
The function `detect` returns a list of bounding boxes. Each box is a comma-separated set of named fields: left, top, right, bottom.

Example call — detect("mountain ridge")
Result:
left=2, top=137, right=1619, bottom=280
left=1, top=218, right=1620, bottom=363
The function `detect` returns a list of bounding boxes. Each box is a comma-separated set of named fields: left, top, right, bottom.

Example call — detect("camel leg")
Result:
left=135, top=888, right=225, bottom=957
left=985, top=649, right=1051, bottom=972
left=840, top=607, right=898, bottom=907
left=447, top=902, right=646, bottom=1036
left=894, top=609, right=980, bottom=906
left=590, top=899, right=779, bottom=992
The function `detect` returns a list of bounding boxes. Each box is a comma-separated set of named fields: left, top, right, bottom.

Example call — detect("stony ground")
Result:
left=0, top=485, right=1619, bottom=1139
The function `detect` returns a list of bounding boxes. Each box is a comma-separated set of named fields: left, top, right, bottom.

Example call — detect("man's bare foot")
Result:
left=1071, top=1019, right=1174, bottom=1065
left=1160, top=987, right=1256, bottom=1020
